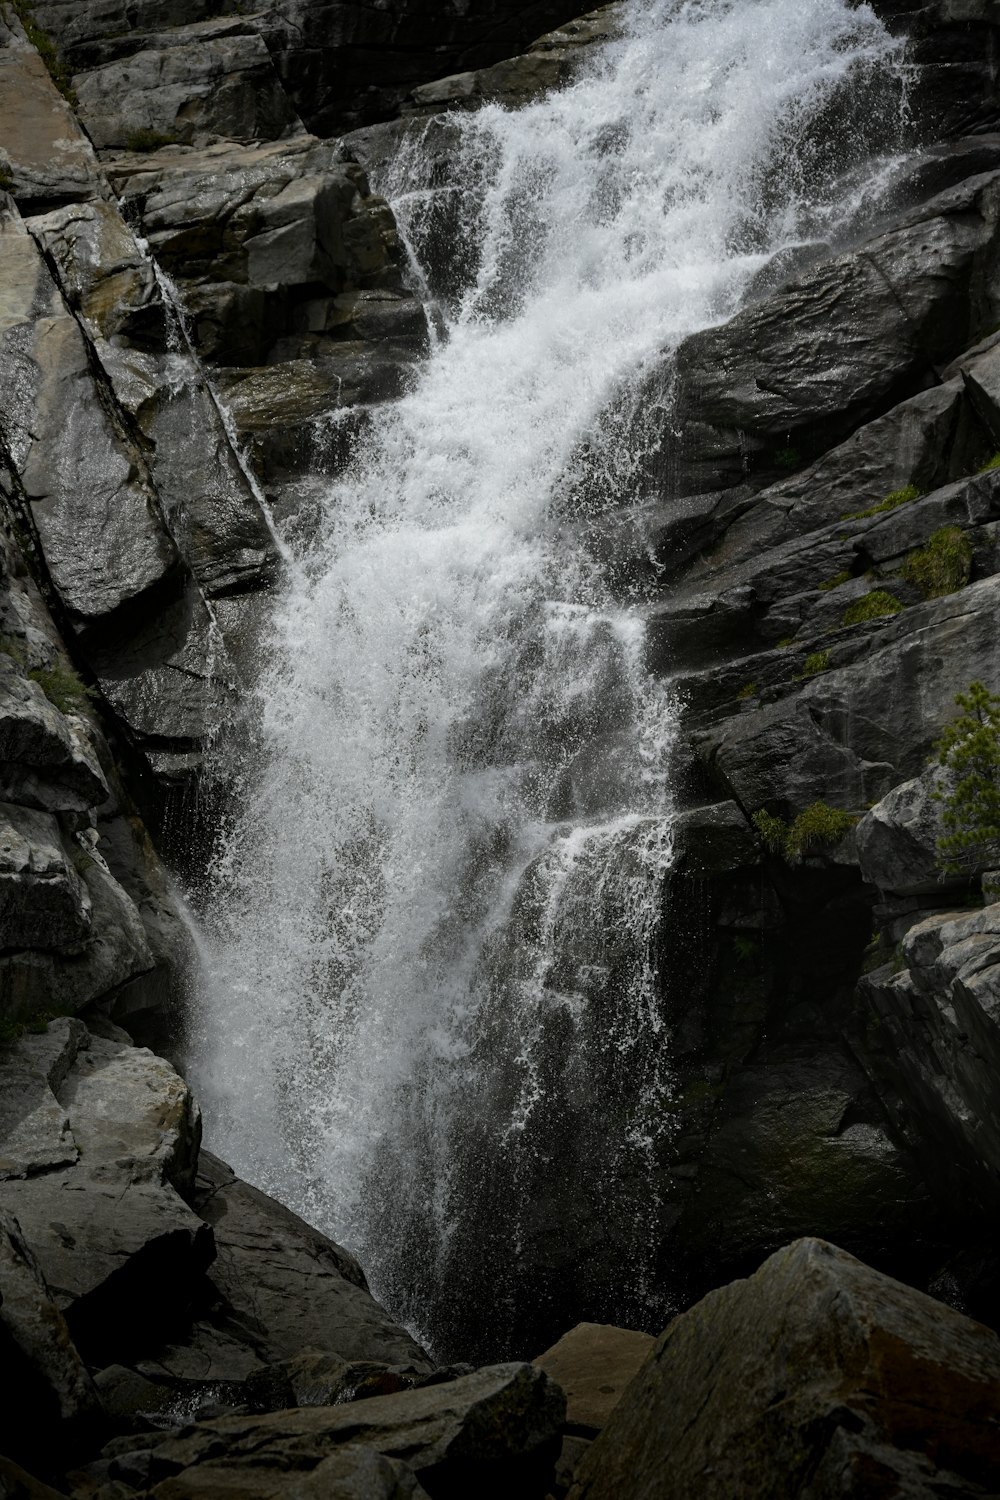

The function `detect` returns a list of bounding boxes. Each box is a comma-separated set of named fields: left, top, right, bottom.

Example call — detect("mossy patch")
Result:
left=795, top=649, right=831, bottom=679
left=842, top=484, right=923, bottom=522
left=736, top=681, right=757, bottom=700
left=841, top=590, right=903, bottom=626
left=978, top=452, right=1000, bottom=474
left=901, top=526, right=972, bottom=599
left=818, top=570, right=851, bottom=592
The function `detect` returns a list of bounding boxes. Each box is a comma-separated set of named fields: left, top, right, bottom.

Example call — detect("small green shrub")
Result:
left=901, top=526, right=973, bottom=599
left=796, top=649, right=831, bottom=679
left=0, top=164, right=13, bottom=193
left=776, top=636, right=796, bottom=649
left=785, top=802, right=858, bottom=860
left=752, top=809, right=788, bottom=855
left=736, top=681, right=757, bottom=700
left=27, top=662, right=94, bottom=714
left=934, top=681, right=1000, bottom=874
left=125, top=127, right=179, bottom=153
left=841, top=590, right=904, bottom=626
left=979, top=452, right=1000, bottom=474
left=842, top=484, right=923, bottom=522
left=818, top=570, right=851, bottom=592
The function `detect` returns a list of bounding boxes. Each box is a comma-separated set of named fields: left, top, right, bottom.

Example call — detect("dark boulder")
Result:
left=568, top=1238, right=1000, bottom=1500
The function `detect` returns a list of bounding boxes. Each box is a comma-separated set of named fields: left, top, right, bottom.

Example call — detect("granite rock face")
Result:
left=568, top=1238, right=1000, bottom=1500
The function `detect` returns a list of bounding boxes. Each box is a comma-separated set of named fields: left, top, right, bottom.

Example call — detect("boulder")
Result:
left=143, top=1362, right=565, bottom=1498
left=0, top=1021, right=212, bottom=1366
left=856, top=766, right=952, bottom=896
left=567, top=1238, right=1000, bottom=1500
left=0, top=1207, right=102, bottom=1457
left=187, top=1152, right=432, bottom=1373
left=532, top=1323, right=654, bottom=1435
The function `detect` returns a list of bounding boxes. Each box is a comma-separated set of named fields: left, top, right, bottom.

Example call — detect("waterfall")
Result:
left=187, top=0, right=906, bottom=1360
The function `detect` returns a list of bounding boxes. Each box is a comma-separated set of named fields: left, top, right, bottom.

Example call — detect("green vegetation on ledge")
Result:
left=795, top=649, right=830, bottom=679
left=842, top=590, right=903, bottom=626
left=902, top=526, right=973, bottom=599
left=935, top=681, right=1000, bottom=875
left=842, top=483, right=923, bottom=521
left=752, top=802, right=858, bottom=861
left=28, top=661, right=95, bottom=715
left=818, top=570, right=851, bottom=591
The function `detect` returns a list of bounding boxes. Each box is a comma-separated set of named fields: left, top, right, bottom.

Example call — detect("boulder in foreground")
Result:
left=568, top=1237, right=1000, bottom=1499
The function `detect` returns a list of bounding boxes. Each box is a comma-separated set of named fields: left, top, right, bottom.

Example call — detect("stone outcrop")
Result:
left=567, top=1238, right=1000, bottom=1500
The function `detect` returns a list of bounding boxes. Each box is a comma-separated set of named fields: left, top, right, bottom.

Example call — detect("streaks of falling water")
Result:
left=187, top=0, right=907, bottom=1359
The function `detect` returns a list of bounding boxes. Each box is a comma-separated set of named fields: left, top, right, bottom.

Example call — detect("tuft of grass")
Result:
left=27, top=662, right=95, bottom=715
left=752, top=802, right=857, bottom=860
left=901, top=526, right=973, bottom=600
left=842, top=484, right=923, bottom=522
left=842, top=590, right=904, bottom=627
left=125, top=127, right=180, bottom=153
left=979, top=452, right=1000, bottom=474
left=776, top=636, right=796, bottom=649
left=10, top=0, right=77, bottom=103
left=785, top=802, right=858, bottom=859
left=795, top=649, right=831, bottom=679
left=752, top=809, right=788, bottom=855
left=736, top=681, right=757, bottom=700
left=818, top=570, right=851, bottom=592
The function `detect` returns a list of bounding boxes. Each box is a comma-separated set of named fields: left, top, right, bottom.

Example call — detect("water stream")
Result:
left=187, top=0, right=907, bottom=1359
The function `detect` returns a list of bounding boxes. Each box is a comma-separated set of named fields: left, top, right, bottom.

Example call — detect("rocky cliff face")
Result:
left=4, top=0, right=1000, bottom=1490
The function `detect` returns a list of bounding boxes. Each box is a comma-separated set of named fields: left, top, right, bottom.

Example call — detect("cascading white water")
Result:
left=187, top=0, right=906, bottom=1357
